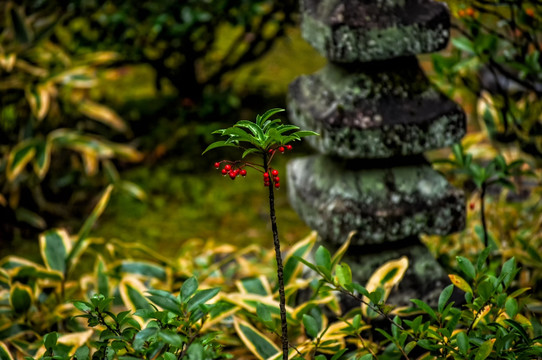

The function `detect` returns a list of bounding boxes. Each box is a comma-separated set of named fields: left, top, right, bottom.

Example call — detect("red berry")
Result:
left=469, top=202, right=475, bottom=210
left=240, top=169, right=247, bottom=176
left=214, top=162, right=220, bottom=168
left=224, top=164, right=232, bottom=171
left=279, top=146, right=285, bottom=152
left=233, top=169, right=240, bottom=175
left=264, top=182, right=270, bottom=187
left=286, top=144, right=292, bottom=150
left=275, top=182, right=280, bottom=189
left=271, top=169, right=279, bottom=176
left=269, top=149, right=274, bottom=153
left=274, top=176, right=280, bottom=182
left=229, top=172, right=236, bottom=180
left=221, top=169, right=227, bottom=175
left=263, top=172, right=269, bottom=178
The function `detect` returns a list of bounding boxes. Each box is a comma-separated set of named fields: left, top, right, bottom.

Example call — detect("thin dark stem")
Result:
left=264, top=153, right=288, bottom=360
left=480, top=184, right=490, bottom=267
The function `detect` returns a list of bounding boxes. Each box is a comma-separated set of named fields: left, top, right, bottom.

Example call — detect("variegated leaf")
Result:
left=32, top=139, right=51, bottom=179
left=78, top=100, right=128, bottom=133
left=0, top=341, right=14, bottom=360
left=9, top=283, right=33, bottom=314
left=283, top=231, right=317, bottom=286
left=25, top=85, right=50, bottom=121
left=119, top=277, right=153, bottom=314
left=6, top=140, right=36, bottom=181
left=39, top=229, right=71, bottom=274
left=233, top=317, right=280, bottom=360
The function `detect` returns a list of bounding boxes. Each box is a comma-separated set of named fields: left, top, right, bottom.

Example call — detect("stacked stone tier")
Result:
left=302, top=0, right=450, bottom=62
left=288, top=58, right=466, bottom=158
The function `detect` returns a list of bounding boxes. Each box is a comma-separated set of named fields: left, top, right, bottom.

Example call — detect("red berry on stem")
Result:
left=279, top=146, right=285, bottom=153
left=224, top=164, right=232, bottom=171
left=286, top=144, right=292, bottom=150
left=269, top=149, right=274, bottom=153
left=264, top=182, right=270, bottom=187
left=274, top=176, right=280, bottom=182
left=229, top=172, right=236, bottom=180
left=240, top=169, right=247, bottom=176
left=214, top=162, right=220, bottom=168
left=263, top=172, right=269, bottom=178
left=221, top=169, right=227, bottom=175
left=271, top=169, right=279, bottom=176
left=275, top=182, right=280, bottom=189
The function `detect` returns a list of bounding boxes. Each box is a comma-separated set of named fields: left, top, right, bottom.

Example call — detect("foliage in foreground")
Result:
left=1, top=188, right=541, bottom=360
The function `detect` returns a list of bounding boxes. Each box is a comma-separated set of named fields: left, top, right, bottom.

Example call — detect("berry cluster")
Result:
left=269, top=144, right=293, bottom=154
left=457, top=7, right=475, bottom=18
left=263, top=169, right=280, bottom=188
left=214, top=162, right=246, bottom=180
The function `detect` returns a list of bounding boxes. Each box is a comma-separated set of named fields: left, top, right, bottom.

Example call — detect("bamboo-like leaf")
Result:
left=78, top=100, right=128, bottom=133
left=236, top=276, right=271, bottom=296
left=118, top=181, right=146, bottom=201
left=257, top=108, right=285, bottom=127
left=275, top=125, right=300, bottom=135
left=26, top=85, right=50, bottom=121
left=0, top=341, right=14, bottom=360
left=9, top=283, right=33, bottom=314
left=202, top=141, right=237, bottom=155
left=146, top=289, right=182, bottom=316
left=33, top=139, right=51, bottom=179
left=113, top=260, right=168, bottom=281
left=6, top=140, right=36, bottom=181
left=201, top=301, right=240, bottom=331
left=233, top=317, right=280, bottom=360
left=39, top=228, right=71, bottom=274
left=283, top=232, right=317, bottom=286
left=119, top=277, right=153, bottom=313
left=331, top=231, right=354, bottom=270
left=187, top=287, right=220, bottom=312
left=362, top=257, right=408, bottom=316
left=66, top=185, right=113, bottom=270
left=15, top=208, right=46, bottom=229
left=96, top=257, right=109, bottom=298
left=242, top=148, right=260, bottom=159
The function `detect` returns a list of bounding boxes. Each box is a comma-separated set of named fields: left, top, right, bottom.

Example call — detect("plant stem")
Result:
left=264, top=154, right=288, bottom=360
left=480, top=183, right=490, bottom=267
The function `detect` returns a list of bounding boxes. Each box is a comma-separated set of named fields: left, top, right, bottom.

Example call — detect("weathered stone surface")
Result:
left=287, top=155, right=465, bottom=246
left=301, top=0, right=450, bottom=62
left=288, top=58, right=466, bottom=158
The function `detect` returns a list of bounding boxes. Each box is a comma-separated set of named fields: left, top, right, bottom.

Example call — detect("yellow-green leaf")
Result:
left=449, top=274, right=473, bottom=294
left=283, top=232, right=316, bottom=286
left=15, top=208, right=46, bottom=229
left=9, top=283, right=33, bottom=314
left=331, top=231, right=354, bottom=269
left=7, top=140, right=36, bottom=181
left=474, top=338, right=495, bottom=360
left=78, top=100, right=128, bottom=133
left=0, top=341, right=14, bottom=360
left=233, top=317, right=280, bottom=360
left=39, top=228, right=71, bottom=274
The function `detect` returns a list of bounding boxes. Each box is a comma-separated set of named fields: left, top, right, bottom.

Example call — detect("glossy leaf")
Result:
left=449, top=274, right=473, bottom=294
left=6, top=140, right=36, bottom=181
left=474, top=338, right=495, bottom=360
left=32, top=139, right=51, bottom=179
left=438, top=284, right=454, bottom=313
left=282, top=232, right=316, bottom=285
left=119, top=277, right=153, bottom=312
left=187, top=287, right=220, bottom=312
left=9, top=283, right=32, bottom=314
left=303, top=314, right=319, bottom=338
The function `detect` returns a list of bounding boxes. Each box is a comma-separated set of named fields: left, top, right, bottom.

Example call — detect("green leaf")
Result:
left=256, top=108, right=285, bottom=127
left=39, top=229, right=70, bottom=274
left=452, top=37, right=475, bottom=54
left=120, top=279, right=153, bottom=311
left=410, top=299, right=437, bottom=321
left=187, top=288, right=220, bottom=312
left=455, top=331, right=469, bottom=355
left=438, top=284, right=454, bottom=313
left=474, top=339, right=495, bottom=360
left=315, top=246, right=331, bottom=272
left=239, top=278, right=269, bottom=296
left=456, top=256, right=476, bottom=281
left=235, top=121, right=264, bottom=140
left=336, top=263, right=352, bottom=288
left=10, top=7, right=32, bottom=43
left=501, top=257, right=516, bottom=288
left=147, top=289, right=182, bottom=316
left=74, top=345, right=90, bottom=360
left=303, top=314, right=319, bottom=338
left=181, top=277, right=198, bottom=303
left=505, top=297, right=519, bottom=318
left=73, top=301, right=92, bottom=312
left=242, top=148, right=260, bottom=159
left=158, top=330, right=183, bottom=348
left=234, top=318, right=280, bottom=360
left=43, top=332, right=59, bottom=350
left=290, top=130, right=319, bottom=138
left=33, top=139, right=51, bottom=179
left=9, top=283, right=32, bottom=314
left=202, top=140, right=237, bottom=155
left=358, top=355, right=373, bottom=360
left=256, top=303, right=272, bottom=323
left=504, top=319, right=530, bottom=342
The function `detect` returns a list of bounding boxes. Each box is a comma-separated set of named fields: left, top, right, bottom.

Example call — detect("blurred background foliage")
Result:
left=0, top=0, right=541, bottom=279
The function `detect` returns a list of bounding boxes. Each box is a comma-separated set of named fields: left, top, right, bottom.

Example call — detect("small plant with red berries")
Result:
left=203, top=108, right=318, bottom=360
